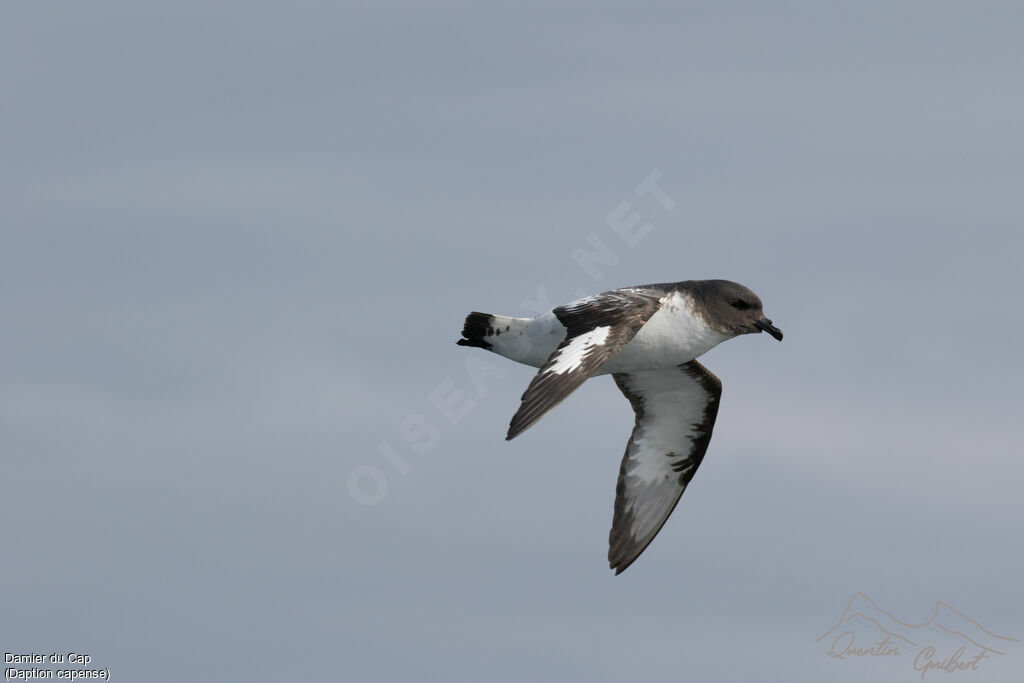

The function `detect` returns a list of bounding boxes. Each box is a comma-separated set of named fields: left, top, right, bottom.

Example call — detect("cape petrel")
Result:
left=457, top=279, right=783, bottom=574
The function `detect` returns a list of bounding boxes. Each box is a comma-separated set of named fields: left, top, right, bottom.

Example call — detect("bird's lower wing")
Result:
left=506, top=289, right=662, bottom=440
left=608, top=361, right=723, bottom=574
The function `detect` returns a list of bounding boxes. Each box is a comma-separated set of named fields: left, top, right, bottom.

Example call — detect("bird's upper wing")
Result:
left=506, top=288, right=663, bottom=440
left=607, top=361, right=722, bottom=574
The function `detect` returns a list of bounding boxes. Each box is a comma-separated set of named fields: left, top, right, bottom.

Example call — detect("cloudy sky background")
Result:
left=2, top=2, right=1022, bottom=681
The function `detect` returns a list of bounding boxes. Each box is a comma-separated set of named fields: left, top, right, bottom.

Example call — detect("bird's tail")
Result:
left=456, top=312, right=528, bottom=350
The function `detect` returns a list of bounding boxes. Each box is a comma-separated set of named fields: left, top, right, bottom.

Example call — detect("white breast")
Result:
left=599, top=291, right=728, bottom=374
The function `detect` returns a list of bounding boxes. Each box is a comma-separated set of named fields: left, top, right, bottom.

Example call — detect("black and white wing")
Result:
left=506, top=288, right=663, bottom=440
left=608, top=361, right=722, bottom=574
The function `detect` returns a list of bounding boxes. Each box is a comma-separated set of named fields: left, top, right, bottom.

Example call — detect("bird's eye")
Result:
left=731, top=299, right=750, bottom=310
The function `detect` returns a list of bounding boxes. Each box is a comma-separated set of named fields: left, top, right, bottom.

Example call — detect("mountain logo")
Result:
left=816, top=593, right=1018, bottom=678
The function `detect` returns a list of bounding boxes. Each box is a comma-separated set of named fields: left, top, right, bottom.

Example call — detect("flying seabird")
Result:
left=456, top=279, right=783, bottom=574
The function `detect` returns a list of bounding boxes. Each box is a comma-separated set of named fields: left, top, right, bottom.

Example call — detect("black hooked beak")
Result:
left=754, top=317, right=783, bottom=341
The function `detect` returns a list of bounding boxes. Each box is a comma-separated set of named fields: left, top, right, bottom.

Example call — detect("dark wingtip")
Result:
left=609, top=557, right=633, bottom=575
left=608, top=546, right=630, bottom=575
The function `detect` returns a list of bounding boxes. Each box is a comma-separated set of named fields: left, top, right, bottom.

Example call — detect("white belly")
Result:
left=601, top=292, right=728, bottom=373
left=493, top=291, right=729, bottom=373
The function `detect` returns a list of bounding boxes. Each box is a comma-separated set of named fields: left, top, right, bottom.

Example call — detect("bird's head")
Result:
left=692, top=279, right=783, bottom=341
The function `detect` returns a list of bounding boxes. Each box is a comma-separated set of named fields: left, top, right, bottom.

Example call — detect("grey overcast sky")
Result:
left=2, top=2, right=1022, bottom=682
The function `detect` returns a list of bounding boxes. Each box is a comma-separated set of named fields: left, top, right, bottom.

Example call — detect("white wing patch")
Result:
left=505, top=287, right=663, bottom=440
left=546, top=325, right=611, bottom=375
left=608, top=362, right=722, bottom=574
left=624, top=387, right=707, bottom=484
